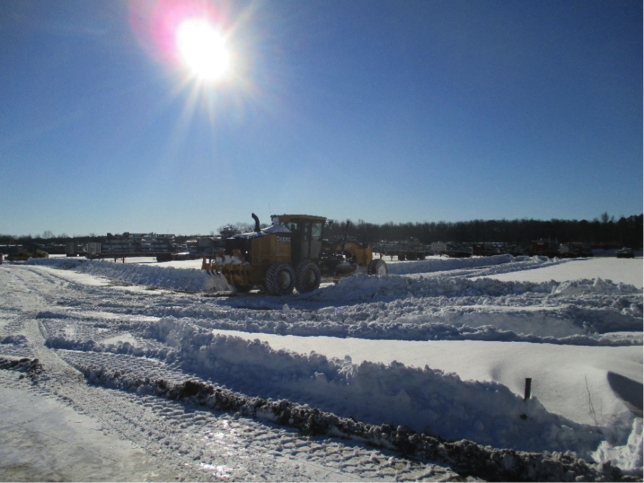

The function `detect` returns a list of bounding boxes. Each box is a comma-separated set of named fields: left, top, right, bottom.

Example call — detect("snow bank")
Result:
left=386, top=254, right=514, bottom=274
left=302, top=272, right=640, bottom=304
left=146, top=317, right=615, bottom=456
left=26, top=258, right=229, bottom=292
left=593, top=418, right=643, bottom=475
left=27, top=257, right=643, bottom=347
left=50, top=357, right=624, bottom=482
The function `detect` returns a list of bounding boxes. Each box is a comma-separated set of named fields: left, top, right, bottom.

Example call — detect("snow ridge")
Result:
left=26, top=257, right=228, bottom=292
left=143, top=317, right=605, bottom=455
left=56, top=360, right=628, bottom=482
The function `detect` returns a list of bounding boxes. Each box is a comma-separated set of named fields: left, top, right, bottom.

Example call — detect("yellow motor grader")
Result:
left=202, top=213, right=387, bottom=295
left=6, top=247, right=49, bottom=261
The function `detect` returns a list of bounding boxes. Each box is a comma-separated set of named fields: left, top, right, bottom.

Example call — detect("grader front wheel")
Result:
left=265, top=263, right=296, bottom=295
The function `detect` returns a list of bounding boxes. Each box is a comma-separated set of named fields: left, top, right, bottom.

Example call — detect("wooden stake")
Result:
left=524, top=378, right=532, bottom=400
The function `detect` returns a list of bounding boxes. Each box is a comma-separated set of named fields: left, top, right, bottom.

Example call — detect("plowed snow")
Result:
left=0, top=255, right=641, bottom=481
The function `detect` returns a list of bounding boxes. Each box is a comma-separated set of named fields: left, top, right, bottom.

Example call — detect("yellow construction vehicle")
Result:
left=202, top=213, right=387, bottom=294
left=6, top=247, right=49, bottom=261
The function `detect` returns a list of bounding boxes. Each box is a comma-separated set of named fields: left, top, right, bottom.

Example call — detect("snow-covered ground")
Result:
left=0, top=254, right=641, bottom=481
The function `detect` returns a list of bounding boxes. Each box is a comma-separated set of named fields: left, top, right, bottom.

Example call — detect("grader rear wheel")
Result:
left=295, top=260, right=321, bottom=293
left=265, top=262, right=296, bottom=295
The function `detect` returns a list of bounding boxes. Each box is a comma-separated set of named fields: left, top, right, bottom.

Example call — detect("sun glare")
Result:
left=176, top=19, right=231, bottom=82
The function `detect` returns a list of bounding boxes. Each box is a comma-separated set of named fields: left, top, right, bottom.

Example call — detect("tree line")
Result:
left=1, top=213, right=642, bottom=250
left=326, top=213, right=643, bottom=249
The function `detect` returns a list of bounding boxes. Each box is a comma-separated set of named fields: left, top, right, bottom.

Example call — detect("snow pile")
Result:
left=194, top=310, right=641, bottom=347
left=0, top=356, right=44, bottom=380
left=26, top=257, right=229, bottom=292
left=593, top=418, right=643, bottom=476
left=553, top=277, right=638, bottom=296
left=386, top=255, right=573, bottom=279
left=303, top=271, right=640, bottom=305
left=144, top=317, right=612, bottom=456
left=387, top=254, right=513, bottom=274
left=66, top=360, right=627, bottom=482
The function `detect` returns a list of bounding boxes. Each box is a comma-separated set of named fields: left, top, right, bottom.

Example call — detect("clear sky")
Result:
left=1, top=0, right=641, bottom=237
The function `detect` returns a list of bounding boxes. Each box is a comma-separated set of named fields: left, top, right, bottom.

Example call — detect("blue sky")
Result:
left=1, top=0, right=641, bottom=237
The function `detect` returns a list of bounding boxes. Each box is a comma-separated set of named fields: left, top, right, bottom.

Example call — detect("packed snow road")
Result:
left=0, top=265, right=463, bottom=481
left=0, top=255, right=642, bottom=481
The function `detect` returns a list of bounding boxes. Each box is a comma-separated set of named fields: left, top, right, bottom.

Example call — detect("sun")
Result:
left=175, top=18, right=231, bottom=82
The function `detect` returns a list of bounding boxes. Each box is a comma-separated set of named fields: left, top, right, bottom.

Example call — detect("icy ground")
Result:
left=0, top=254, right=642, bottom=481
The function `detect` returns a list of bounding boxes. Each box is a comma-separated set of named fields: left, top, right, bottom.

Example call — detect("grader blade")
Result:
left=202, top=257, right=221, bottom=277
left=202, top=251, right=250, bottom=290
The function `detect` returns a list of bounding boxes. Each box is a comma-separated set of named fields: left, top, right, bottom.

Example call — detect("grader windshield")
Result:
left=282, top=217, right=324, bottom=265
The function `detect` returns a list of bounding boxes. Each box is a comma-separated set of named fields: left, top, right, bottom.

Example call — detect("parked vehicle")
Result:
left=6, top=247, right=49, bottom=261
left=615, top=247, right=635, bottom=259
left=375, top=238, right=433, bottom=260
left=558, top=243, right=593, bottom=258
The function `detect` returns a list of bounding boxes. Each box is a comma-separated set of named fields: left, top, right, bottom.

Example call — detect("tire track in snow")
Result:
left=55, top=349, right=465, bottom=481
left=1, top=266, right=464, bottom=482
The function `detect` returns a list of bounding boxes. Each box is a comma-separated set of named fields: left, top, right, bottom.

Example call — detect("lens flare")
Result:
left=128, top=0, right=233, bottom=83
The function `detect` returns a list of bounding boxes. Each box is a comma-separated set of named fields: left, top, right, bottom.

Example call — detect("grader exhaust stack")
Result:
left=202, top=213, right=387, bottom=295
left=252, top=213, right=261, bottom=232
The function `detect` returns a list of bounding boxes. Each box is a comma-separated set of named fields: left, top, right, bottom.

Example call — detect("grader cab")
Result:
left=202, top=213, right=387, bottom=295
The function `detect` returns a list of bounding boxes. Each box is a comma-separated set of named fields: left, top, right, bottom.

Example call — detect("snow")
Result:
left=0, top=386, right=180, bottom=481
left=484, top=256, right=643, bottom=289
left=2, top=254, right=642, bottom=480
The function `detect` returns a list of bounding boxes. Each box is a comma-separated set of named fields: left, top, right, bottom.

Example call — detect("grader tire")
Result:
left=295, top=260, right=322, bottom=293
left=367, top=258, right=388, bottom=276
left=265, top=262, right=296, bottom=295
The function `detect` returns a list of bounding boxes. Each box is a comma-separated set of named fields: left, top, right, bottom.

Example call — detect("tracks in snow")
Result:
left=0, top=265, right=465, bottom=481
